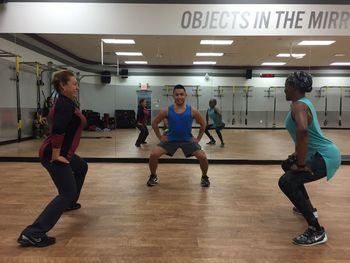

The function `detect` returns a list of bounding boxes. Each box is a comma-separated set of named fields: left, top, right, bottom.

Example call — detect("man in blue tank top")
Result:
left=278, top=71, right=341, bottom=246
left=147, top=84, right=210, bottom=187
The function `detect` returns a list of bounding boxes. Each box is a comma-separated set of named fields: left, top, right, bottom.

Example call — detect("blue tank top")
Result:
left=208, top=108, right=224, bottom=128
left=285, top=97, right=341, bottom=180
left=167, top=104, right=193, bottom=142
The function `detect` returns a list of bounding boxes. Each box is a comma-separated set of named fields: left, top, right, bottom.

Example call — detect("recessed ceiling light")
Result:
left=276, top=53, right=306, bottom=58
left=298, top=40, right=335, bottom=46
left=193, top=61, right=217, bottom=65
left=261, top=62, right=286, bottom=66
left=196, top=52, right=224, bottom=57
left=334, top=53, right=346, bottom=57
left=330, top=62, right=350, bottom=66
left=125, top=61, right=148, bottom=64
left=102, top=39, right=135, bottom=44
left=116, top=52, right=143, bottom=56
left=200, top=40, right=233, bottom=45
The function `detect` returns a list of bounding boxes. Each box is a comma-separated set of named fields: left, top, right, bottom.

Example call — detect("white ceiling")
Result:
left=35, top=34, right=350, bottom=68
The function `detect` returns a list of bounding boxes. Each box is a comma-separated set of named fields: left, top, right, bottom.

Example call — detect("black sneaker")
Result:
left=65, top=203, right=81, bottom=212
left=292, top=207, right=318, bottom=218
left=17, top=233, right=56, bottom=247
left=147, top=174, right=158, bottom=187
left=201, top=175, right=210, bottom=187
left=206, top=140, right=216, bottom=145
left=292, top=226, right=327, bottom=246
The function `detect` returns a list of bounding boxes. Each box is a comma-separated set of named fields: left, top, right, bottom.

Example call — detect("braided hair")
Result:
left=286, top=71, right=313, bottom=93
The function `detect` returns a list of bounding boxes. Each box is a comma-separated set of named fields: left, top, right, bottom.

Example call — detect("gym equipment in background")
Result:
left=191, top=86, right=201, bottom=109
left=242, top=86, right=253, bottom=126
left=214, top=86, right=224, bottom=109
left=232, top=86, right=236, bottom=125
left=163, top=85, right=172, bottom=105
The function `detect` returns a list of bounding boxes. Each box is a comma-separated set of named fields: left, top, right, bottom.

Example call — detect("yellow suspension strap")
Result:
left=15, top=56, right=22, bottom=141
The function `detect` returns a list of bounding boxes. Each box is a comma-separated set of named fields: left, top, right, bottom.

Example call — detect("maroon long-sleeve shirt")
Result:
left=39, top=95, right=86, bottom=162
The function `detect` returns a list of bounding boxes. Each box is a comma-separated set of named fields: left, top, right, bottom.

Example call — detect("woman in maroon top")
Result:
left=18, top=70, right=88, bottom=247
left=135, top=98, right=150, bottom=147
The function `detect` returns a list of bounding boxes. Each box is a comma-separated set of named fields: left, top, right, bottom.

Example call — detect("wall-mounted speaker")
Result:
left=101, top=71, right=111, bottom=84
left=246, top=68, right=253, bottom=79
left=119, top=69, right=128, bottom=79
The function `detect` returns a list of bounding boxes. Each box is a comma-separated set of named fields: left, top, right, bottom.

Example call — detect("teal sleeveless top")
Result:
left=208, top=108, right=224, bottom=128
left=285, top=97, right=341, bottom=180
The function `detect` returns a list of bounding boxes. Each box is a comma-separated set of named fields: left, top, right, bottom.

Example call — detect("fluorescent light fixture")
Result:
left=125, top=61, right=148, bottom=64
left=116, top=52, right=143, bottom=56
left=276, top=53, right=306, bottom=58
left=200, top=40, right=233, bottom=45
left=261, top=62, right=286, bottom=66
left=298, top=40, right=335, bottom=46
left=334, top=53, right=346, bottom=57
left=193, top=61, right=217, bottom=65
left=196, top=52, right=224, bottom=57
left=330, top=62, right=350, bottom=66
left=102, top=39, right=135, bottom=44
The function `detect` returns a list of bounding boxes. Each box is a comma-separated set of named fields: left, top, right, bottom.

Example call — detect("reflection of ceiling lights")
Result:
left=334, top=53, right=346, bottom=57
left=330, top=62, right=350, bottom=66
left=125, top=61, right=148, bottom=64
left=298, top=40, right=335, bottom=46
left=193, top=61, right=217, bottom=65
left=196, top=52, right=224, bottom=56
left=261, top=62, right=286, bottom=66
left=200, top=40, right=233, bottom=45
left=102, top=39, right=135, bottom=44
left=276, top=53, right=305, bottom=59
left=115, top=52, right=143, bottom=56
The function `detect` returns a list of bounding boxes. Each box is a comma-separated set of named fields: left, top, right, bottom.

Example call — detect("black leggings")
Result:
left=278, top=153, right=326, bottom=228
left=205, top=124, right=224, bottom=143
left=136, top=125, right=149, bottom=145
left=22, top=154, right=88, bottom=237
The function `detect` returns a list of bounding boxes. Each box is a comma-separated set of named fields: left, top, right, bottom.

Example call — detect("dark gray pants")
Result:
left=22, top=154, right=88, bottom=237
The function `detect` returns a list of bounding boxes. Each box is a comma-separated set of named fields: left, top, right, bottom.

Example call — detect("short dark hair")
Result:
left=52, top=70, right=75, bottom=94
left=173, top=84, right=186, bottom=93
left=286, top=71, right=313, bottom=93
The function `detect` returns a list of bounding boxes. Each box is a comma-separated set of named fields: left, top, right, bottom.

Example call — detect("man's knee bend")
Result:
left=197, top=152, right=207, bottom=161
left=150, top=151, right=160, bottom=160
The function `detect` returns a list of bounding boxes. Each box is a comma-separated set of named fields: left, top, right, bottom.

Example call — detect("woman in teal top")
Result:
left=205, top=99, right=225, bottom=147
left=278, top=71, right=341, bottom=247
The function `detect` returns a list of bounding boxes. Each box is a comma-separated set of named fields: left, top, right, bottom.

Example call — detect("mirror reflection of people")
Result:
left=278, top=71, right=341, bottom=246
left=147, top=84, right=210, bottom=187
left=18, top=70, right=88, bottom=247
left=135, top=98, right=149, bottom=147
left=205, top=99, right=225, bottom=147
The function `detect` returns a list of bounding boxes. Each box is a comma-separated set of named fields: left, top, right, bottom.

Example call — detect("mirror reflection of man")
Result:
left=147, top=84, right=210, bottom=187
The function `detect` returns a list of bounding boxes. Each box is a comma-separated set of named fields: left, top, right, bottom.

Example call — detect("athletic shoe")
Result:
left=220, top=143, right=225, bottom=147
left=65, top=203, right=81, bottom=212
left=17, top=233, right=56, bottom=247
left=147, top=174, right=158, bottom=187
left=206, top=140, right=216, bottom=145
left=135, top=143, right=141, bottom=147
left=201, top=175, right=210, bottom=187
left=292, top=226, right=327, bottom=246
left=292, top=206, right=318, bottom=218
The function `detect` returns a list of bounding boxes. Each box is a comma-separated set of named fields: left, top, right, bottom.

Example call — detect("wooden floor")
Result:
left=1, top=129, right=350, bottom=159
left=1, top=162, right=350, bottom=262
